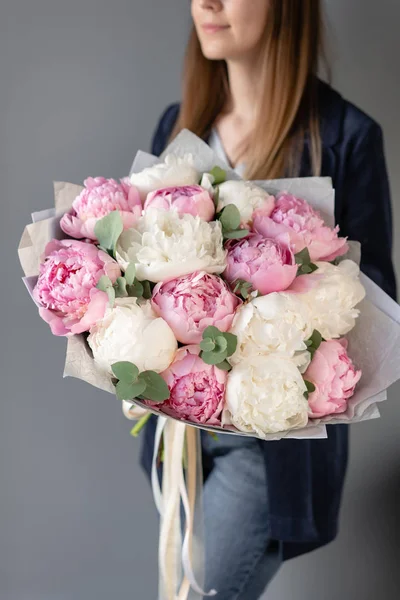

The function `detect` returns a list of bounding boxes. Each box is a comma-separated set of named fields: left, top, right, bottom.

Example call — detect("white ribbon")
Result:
left=124, top=402, right=216, bottom=599
left=178, top=426, right=217, bottom=599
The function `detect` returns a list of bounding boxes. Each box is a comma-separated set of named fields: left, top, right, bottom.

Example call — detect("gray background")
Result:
left=1, top=1, right=399, bottom=599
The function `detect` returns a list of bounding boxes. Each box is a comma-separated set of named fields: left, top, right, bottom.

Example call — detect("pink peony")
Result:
left=151, top=271, right=241, bottom=344
left=144, top=185, right=215, bottom=221
left=33, top=239, right=121, bottom=336
left=60, top=177, right=142, bottom=240
left=253, top=193, right=348, bottom=262
left=305, top=339, right=362, bottom=418
left=224, top=233, right=298, bottom=296
left=150, top=345, right=227, bottom=425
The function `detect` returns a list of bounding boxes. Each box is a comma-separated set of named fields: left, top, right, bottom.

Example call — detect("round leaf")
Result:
left=223, top=332, right=238, bottom=357
left=114, top=276, right=128, bottom=298
left=209, top=166, right=226, bottom=185
left=200, top=339, right=215, bottom=352
left=220, top=204, right=241, bottom=231
left=106, top=286, right=116, bottom=307
left=115, top=379, right=146, bottom=401
left=125, top=262, right=136, bottom=286
left=214, top=336, right=228, bottom=352
left=200, top=349, right=228, bottom=366
left=142, top=280, right=152, bottom=300
left=94, top=211, right=123, bottom=253
left=202, top=326, right=221, bottom=340
left=216, top=359, right=232, bottom=372
left=96, top=275, right=112, bottom=292
left=138, top=371, right=170, bottom=403
left=127, top=280, right=144, bottom=298
left=223, top=229, right=249, bottom=240
left=111, top=361, right=139, bottom=382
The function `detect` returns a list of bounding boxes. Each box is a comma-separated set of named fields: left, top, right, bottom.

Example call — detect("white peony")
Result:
left=216, top=180, right=275, bottom=226
left=130, top=154, right=199, bottom=201
left=87, top=298, right=177, bottom=375
left=301, top=259, right=366, bottom=339
left=115, top=208, right=227, bottom=283
left=223, top=355, right=309, bottom=437
left=229, top=293, right=313, bottom=371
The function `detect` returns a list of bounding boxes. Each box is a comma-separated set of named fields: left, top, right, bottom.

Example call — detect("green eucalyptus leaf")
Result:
left=203, top=325, right=221, bottom=340
left=107, top=286, right=116, bottom=307
left=115, top=379, right=146, bottom=401
left=304, top=380, right=316, bottom=394
left=220, top=205, right=241, bottom=231
left=111, top=361, right=139, bottom=383
left=209, top=166, right=226, bottom=185
left=96, top=275, right=113, bottom=292
left=138, top=371, right=170, bottom=403
left=214, top=336, right=228, bottom=353
left=309, top=330, right=323, bottom=351
left=142, top=280, right=152, bottom=300
left=125, top=262, right=136, bottom=286
left=223, top=332, right=238, bottom=357
left=114, top=276, right=128, bottom=298
left=294, top=247, right=311, bottom=266
left=223, top=229, right=249, bottom=240
left=200, top=339, right=216, bottom=353
left=233, top=279, right=244, bottom=293
left=300, top=265, right=313, bottom=275
left=216, top=359, right=232, bottom=372
left=213, top=186, right=220, bottom=209
left=94, top=210, right=123, bottom=254
left=201, top=349, right=228, bottom=366
left=127, top=280, right=144, bottom=298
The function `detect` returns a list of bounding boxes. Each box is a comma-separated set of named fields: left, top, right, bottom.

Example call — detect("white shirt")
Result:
left=208, top=128, right=246, bottom=178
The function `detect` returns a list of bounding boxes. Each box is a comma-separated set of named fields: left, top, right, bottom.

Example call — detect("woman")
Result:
left=141, top=1, right=397, bottom=598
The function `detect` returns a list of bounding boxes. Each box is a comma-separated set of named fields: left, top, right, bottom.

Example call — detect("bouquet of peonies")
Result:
left=18, top=130, right=400, bottom=599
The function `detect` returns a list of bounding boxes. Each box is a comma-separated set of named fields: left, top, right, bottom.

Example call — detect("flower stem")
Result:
left=130, top=412, right=151, bottom=438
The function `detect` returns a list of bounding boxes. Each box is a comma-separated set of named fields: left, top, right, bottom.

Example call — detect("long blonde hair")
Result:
left=171, top=0, right=330, bottom=179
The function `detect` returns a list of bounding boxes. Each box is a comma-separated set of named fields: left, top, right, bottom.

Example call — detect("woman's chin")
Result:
left=199, top=42, right=233, bottom=62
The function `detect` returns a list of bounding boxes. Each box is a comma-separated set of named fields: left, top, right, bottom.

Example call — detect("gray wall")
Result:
left=1, top=1, right=399, bottom=599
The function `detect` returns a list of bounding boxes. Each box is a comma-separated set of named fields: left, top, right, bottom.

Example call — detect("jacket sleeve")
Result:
left=340, top=122, right=397, bottom=300
left=150, top=103, right=180, bottom=157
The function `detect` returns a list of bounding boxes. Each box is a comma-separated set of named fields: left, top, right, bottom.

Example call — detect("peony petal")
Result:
left=70, top=290, right=108, bottom=334
left=38, top=307, right=70, bottom=336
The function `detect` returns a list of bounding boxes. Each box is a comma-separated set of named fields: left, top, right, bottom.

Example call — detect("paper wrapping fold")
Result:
left=18, top=182, right=83, bottom=278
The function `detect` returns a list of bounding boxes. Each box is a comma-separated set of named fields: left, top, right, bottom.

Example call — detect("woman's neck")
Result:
left=224, top=58, right=263, bottom=122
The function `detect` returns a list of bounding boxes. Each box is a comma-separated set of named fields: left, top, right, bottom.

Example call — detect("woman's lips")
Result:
left=202, top=24, right=230, bottom=34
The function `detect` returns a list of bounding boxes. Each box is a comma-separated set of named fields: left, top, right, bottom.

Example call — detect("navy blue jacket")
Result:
left=140, top=81, right=397, bottom=561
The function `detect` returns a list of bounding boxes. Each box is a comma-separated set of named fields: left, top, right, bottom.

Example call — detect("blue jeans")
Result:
left=201, top=431, right=282, bottom=600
